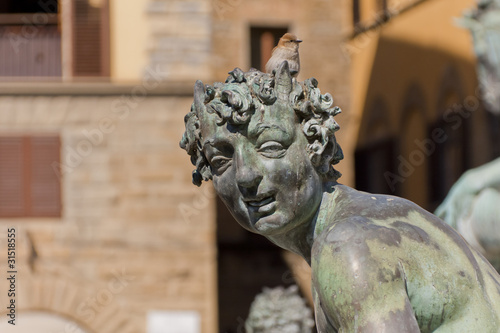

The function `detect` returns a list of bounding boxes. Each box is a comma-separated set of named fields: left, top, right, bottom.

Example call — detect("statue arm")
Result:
left=465, top=157, right=500, bottom=189
left=435, top=157, right=500, bottom=227
left=312, top=223, right=420, bottom=332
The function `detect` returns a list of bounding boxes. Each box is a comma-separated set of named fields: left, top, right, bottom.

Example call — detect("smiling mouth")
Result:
left=246, top=196, right=274, bottom=207
left=243, top=195, right=276, bottom=215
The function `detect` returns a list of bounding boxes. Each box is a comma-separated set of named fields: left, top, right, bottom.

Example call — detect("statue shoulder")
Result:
left=311, top=215, right=419, bottom=331
left=312, top=214, right=403, bottom=267
left=328, top=185, right=429, bottom=223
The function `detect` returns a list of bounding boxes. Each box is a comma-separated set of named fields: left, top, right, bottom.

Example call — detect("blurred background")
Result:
left=0, top=0, right=498, bottom=332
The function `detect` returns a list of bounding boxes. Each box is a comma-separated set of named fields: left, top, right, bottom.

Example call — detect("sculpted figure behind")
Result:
left=437, top=0, right=500, bottom=271
left=180, top=62, right=500, bottom=332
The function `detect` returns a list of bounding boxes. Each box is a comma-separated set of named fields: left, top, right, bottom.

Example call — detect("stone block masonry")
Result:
left=0, top=89, right=217, bottom=333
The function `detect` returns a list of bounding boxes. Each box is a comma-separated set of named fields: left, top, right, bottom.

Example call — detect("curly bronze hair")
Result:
left=180, top=61, right=343, bottom=186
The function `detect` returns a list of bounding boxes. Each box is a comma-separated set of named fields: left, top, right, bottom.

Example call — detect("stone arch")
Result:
left=358, top=96, right=393, bottom=146
left=436, top=64, right=466, bottom=112
left=429, top=65, right=469, bottom=208
left=355, top=96, right=396, bottom=194
left=0, top=272, right=138, bottom=333
left=399, top=82, right=429, bottom=208
left=400, top=82, right=428, bottom=127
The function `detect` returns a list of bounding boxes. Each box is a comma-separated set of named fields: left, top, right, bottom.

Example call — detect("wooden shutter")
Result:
left=353, top=0, right=360, bottom=27
left=72, top=0, right=110, bottom=77
left=30, top=136, right=62, bottom=217
left=0, top=136, right=61, bottom=218
left=0, top=137, right=25, bottom=217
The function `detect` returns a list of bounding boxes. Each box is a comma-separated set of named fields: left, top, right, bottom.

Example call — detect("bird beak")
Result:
left=296, top=39, right=303, bottom=43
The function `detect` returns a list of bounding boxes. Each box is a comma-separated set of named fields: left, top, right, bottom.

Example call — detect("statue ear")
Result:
left=193, top=80, right=206, bottom=115
left=275, top=61, right=293, bottom=101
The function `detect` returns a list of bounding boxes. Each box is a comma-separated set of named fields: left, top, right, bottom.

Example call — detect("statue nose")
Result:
left=235, top=150, right=262, bottom=189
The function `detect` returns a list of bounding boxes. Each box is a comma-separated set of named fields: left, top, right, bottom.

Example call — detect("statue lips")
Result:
left=243, top=194, right=277, bottom=222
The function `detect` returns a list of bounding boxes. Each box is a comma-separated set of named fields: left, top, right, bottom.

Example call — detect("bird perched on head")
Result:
left=265, top=33, right=302, bottom=78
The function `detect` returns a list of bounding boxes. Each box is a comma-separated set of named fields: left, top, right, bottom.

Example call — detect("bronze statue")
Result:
left=436, top=158, right=500, bottom=270
left=459, top=0, right=500, bottom=115
left=180, top=62, right=500, bottom=332
left=436, top=0, right=500, bottom=271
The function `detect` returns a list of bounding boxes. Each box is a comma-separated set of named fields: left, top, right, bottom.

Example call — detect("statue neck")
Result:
left=265, top=182, right=341, bottom=265
left=265, top=215, right=316, bottom=265
left=313, top=182, right=341, bottom=239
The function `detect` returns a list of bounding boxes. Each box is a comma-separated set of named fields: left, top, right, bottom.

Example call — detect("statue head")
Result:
left=180, top=62, right=343, bottom=235
left=460, top=0, right=500, bottom=114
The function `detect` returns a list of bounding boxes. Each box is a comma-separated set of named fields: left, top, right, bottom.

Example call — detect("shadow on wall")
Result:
left=354, top=36, right=493, bottom=211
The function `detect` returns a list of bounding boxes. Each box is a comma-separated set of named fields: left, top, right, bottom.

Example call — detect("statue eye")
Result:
left=258, top=141, right=287, bottom=158
left=210, top=156, right=232, bottom=173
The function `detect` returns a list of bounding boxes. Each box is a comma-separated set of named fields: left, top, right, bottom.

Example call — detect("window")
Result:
left=355, top=139, right=397, bottom=195
left=428, top=68, right=469, bottom=210
left=352, top=0, right=388, bottom=30
left=0, top=136, right=61, bottom=217
left=377, top=0, right=387, bottom=12
left=0, top=0, right=60, bottom=77
left=427, top=112, right=467, bottom=210
left=0, top=1, right=57, bottom=14
left=250, top=26, right=288, bottom=72
left=72, top=0, right=110, bottom=77
left=0, top=0, right=109, bottom=79
left=355, top=98, right=396, bottom=195
left=353, top=0, right=360, bottom=27
left=399, top=83, right=429, bottom=209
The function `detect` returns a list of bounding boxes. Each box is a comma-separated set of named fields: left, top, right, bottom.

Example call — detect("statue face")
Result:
left=201, top=105, right=323, bottom=236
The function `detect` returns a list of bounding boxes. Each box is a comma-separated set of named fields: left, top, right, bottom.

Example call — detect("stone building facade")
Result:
left=0, top=0, right=350, bottom=332
left=0, top=0, right=496, bottom=332
left=0, top=82, right=217, bottom=332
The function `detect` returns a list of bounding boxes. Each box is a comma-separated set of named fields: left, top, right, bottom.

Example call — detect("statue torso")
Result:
left=311, top=185, right=500, bottom=332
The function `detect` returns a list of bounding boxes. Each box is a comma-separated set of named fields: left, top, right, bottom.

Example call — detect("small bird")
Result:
left=265, top=33, right=302, bottom=77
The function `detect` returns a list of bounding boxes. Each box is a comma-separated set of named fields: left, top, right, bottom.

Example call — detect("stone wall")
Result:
left=0, top=85, right=217, bottom=333
left=146, top=0, right=213, bottom=82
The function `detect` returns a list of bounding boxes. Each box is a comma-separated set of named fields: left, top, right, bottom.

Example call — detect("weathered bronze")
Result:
left=436, top=0, right=500, bottom=271
left=459, top=0, right=500, bottom=114
left=436, top=158, right=500, bottom=270
left=180, top=62, right=500, bottom=332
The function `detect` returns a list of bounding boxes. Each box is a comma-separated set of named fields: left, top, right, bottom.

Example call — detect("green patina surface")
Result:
left=313, top=186, right=500, bottom=332
left=180, top=62, right=500, bottom=332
